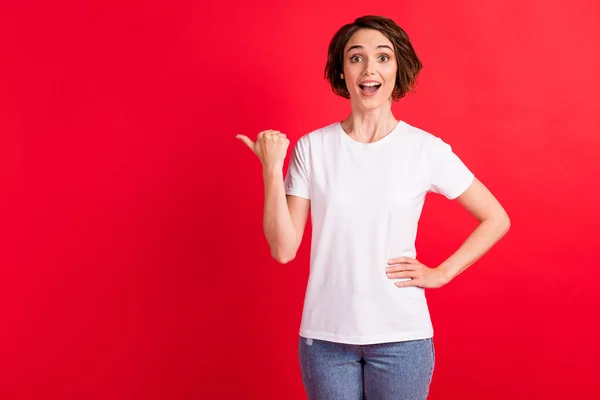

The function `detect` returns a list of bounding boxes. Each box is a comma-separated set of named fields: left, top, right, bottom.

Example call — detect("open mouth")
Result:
left=358, top=82, right=382, bottom=95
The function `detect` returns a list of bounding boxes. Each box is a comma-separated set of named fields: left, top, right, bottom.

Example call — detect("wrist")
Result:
left=436, top=265, right=457, bottom=284
left=262, top=165, right=283, bottom=178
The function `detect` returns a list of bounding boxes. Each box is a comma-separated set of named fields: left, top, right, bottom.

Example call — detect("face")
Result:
left=342, top=29, right=398, bottom=110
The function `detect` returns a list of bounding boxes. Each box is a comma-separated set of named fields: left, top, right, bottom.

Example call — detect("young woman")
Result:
left=237, top=15, right=510, bottom=400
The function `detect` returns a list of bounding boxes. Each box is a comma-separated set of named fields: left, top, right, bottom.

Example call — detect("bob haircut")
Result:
left=325, top=15, right=423, bottom=101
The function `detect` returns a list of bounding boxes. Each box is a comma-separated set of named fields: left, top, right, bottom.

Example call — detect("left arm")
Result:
left=387, top=178, right=510, bottom=288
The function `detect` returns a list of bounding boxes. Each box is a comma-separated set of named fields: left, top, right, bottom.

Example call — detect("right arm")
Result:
left=263, top=166, right=310, bottom=263
left=237, top=130, right=310, bottom=264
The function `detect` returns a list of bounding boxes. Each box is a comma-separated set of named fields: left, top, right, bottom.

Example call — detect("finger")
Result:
left=386, top=264, right=417, bottom=273
left=236, top=134, right=255, bottom=150
left=387, top=256, right=418, bottom=265
left=266, top=132, right=286, bottom=141
left=257, top=130, right=274, bottom=139
left=395, top=279, right=421, bottom=288
left=386, top=271, right=415, bottom=279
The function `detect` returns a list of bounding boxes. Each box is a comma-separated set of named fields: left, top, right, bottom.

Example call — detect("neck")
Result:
left=341, top=105, right=398, bottom=143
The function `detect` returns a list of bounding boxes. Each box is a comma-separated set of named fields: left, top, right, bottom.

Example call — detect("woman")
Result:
left=236, top=15, right=510, bottom=400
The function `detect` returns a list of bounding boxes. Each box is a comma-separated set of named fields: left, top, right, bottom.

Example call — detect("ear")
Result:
left=340, top=73, right=344, bottom=80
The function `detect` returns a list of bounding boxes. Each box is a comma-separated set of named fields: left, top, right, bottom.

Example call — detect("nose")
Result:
left=362, top=58, right=376, bottom=75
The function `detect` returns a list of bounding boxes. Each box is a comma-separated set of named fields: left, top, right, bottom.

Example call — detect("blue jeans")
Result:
left=298, top=336, right=435, bottom=399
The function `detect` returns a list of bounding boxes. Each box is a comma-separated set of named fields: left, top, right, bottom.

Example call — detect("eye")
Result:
left=379, top=54, right=390, bottom=62
left=350, top=55, right=362, bottom=63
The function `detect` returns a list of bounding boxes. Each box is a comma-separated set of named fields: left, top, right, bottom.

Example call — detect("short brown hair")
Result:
left=324, top=15, right=423, bottom=101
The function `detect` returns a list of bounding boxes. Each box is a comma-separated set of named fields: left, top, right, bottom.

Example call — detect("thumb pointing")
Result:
left=236, top=134, right=254, bottom=150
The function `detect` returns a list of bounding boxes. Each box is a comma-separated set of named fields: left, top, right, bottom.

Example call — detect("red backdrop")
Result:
left=1, top=0, right=599, bottom=398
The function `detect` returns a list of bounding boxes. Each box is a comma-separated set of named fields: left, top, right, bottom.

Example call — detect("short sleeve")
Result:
left=284, top=137, right=310, bottom=199
left=427, top=136, right=475, bottom=200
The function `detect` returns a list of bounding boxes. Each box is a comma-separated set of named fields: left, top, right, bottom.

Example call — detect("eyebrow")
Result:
left=346, top=44, right=393, bottom=53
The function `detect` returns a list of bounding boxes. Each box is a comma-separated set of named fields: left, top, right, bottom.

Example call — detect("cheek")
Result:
left=343, top=66, right=360, bottom=84
left=384, top=66, right=398, bottom=84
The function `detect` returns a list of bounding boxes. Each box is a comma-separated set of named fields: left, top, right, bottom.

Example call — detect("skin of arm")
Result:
left=236, top=130, right=310, bottom=264
left=436, top=177, right=511, bottom=281
left=387, top=177, right=511, bottom=288
left=262, top=167, right=310, bottom=264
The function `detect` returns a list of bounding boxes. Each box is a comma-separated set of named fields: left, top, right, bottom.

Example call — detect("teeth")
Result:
left=361, top=82, right=381, bottom=87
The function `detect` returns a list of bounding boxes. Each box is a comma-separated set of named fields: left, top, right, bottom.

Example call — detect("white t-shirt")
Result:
left=284, top=120, right=475, bottom=345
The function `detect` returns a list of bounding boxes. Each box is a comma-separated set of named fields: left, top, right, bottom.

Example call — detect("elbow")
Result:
left=482, top=212, right=510, bottom=237
left=497, top=213, right=511, bottom=236
left=502, top=210, right=511, bottom=231
left=271, top=249, right=297, bottom=264
left=503, top=217, right=511, bottom=235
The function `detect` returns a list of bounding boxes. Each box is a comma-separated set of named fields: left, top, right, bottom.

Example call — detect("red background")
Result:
left=1, top=0, right=599, bottom=398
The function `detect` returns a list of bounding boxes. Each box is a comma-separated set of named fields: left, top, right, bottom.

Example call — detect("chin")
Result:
left=351, top=96, right=392, bottom=111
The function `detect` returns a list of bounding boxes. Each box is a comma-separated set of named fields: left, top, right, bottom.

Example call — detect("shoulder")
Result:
left=399, top=120, right=445, bottom=145
left=296, top=121, right=339, bottom=143
left=398, top=121, right=463, bottom=162
left=291, top=122, right=340, bottom=155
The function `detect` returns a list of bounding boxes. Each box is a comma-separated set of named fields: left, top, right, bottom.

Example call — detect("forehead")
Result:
left=345, top=28, right=393, bottom=51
